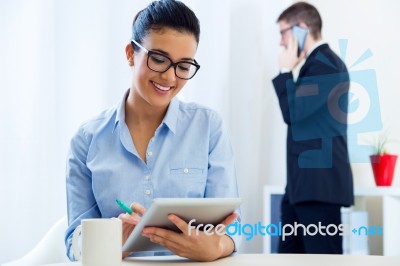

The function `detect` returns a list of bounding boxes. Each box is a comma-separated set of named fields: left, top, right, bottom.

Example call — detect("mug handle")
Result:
left=72, top=225, right=82, bottom=261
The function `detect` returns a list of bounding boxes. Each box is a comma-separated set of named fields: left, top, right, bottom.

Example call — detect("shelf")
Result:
left=264, top=185, right=400, bottom=197
left=354, top=186, right=400, bottom=196
left=263, top=185, right=400, bottom=256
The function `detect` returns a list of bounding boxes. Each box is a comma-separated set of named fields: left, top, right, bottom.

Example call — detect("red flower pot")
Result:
left=370, top=154, right=398, bottom=186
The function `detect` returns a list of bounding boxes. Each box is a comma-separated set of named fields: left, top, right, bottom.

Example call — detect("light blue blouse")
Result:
left=65, top=90, right=240, bottom=259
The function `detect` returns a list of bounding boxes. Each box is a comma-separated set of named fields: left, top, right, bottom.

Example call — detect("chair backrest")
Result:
left=2, top=216, right=70, bottom=266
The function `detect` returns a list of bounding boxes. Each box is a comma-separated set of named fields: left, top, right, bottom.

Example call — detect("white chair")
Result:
left=2, top=216, right=70, bottom=266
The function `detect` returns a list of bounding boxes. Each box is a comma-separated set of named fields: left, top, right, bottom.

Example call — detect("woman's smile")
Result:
left=151, top=81, right=173, bottom=94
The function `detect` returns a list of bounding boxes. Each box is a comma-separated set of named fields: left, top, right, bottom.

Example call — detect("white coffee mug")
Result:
left=72, top=218, right=122, bottom=266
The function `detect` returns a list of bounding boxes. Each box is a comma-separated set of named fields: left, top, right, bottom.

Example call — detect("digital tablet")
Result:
left=122, top=197, right=242, bottom=253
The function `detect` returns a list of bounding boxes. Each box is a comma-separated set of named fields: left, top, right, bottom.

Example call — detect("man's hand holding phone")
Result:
left=279, top=35, right=306, bottom=70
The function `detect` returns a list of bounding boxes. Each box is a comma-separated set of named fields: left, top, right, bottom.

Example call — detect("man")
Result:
left=272, top=2, right=354, bottom=254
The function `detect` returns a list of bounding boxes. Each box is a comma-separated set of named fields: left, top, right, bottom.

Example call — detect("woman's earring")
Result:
left=128, top=58, right=134, bottom=66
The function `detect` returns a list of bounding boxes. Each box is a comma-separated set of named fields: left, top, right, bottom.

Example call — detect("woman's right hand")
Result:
left=118, top=202, right=146, bottom=258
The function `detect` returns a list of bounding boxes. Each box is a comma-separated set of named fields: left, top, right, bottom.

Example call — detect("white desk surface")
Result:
left=42, top=254, right=400, bottom=266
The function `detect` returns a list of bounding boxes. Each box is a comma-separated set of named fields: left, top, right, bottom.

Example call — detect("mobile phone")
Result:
left=292, top=25, right=308, bottom=56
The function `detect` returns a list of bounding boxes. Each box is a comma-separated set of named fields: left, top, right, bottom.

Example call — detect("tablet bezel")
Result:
left=122, top=197, right=242, bottom=253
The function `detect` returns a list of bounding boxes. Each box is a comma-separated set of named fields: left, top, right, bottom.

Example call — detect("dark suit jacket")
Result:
left=272, top=44, right=354, bottom=206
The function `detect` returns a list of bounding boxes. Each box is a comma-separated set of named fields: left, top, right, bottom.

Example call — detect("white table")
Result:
left=41, top=254, right=400, bottom=266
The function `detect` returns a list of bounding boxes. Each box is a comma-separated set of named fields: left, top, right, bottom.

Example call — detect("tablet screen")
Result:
left=122, top=197, right=242, bottom=252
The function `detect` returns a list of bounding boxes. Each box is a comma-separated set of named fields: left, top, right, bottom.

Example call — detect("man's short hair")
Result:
left=277, top=2, right=322, bottom=39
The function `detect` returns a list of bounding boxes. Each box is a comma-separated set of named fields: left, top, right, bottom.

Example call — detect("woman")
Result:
left=65, top=0, right=240, bottom=261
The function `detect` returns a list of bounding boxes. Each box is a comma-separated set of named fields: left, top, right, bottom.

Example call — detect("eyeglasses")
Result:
left=131, top=39, right=200, bottom=80
left=280, top=26, right=292, bottom=35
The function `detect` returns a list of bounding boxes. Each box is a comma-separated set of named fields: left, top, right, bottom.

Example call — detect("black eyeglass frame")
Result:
left=280, top=26, right=293, bottom=35
left=131, top=39, right=200, bottom=80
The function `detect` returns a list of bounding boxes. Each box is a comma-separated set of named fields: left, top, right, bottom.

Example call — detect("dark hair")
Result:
left=131, top=0, right=200, bottom=50
left=277, top=2, right=322, bottom=39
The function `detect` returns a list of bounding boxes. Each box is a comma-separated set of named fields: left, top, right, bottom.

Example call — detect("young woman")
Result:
left=65, top=0, right=240, bottom=262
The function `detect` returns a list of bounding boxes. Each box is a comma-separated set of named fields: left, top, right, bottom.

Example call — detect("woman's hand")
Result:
left=141, top=212, right=239, bottom=262
left=118, top=202, right=146, bottom=258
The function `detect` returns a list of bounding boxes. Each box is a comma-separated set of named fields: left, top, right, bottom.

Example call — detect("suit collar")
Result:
left=308, top=43, right=329, bottom=59
left=307, top=40, right=327, bottom=57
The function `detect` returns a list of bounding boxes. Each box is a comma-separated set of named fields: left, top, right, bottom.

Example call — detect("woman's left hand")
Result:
left=141, top=212, right=239, bottom=262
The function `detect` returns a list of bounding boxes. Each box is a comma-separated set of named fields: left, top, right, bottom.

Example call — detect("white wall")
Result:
left=308, top=0, right=400, bottom=255
left=194, top=0, right=400, bottom=254
left=0, top=0, right=136, bottom=263
left=308, top=0, right=400, bottom=186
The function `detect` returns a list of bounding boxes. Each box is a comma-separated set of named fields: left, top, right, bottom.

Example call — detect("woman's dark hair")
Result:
left=132, top=0, right=200, bottom=50
left=277, top=2, right=322, bottom=39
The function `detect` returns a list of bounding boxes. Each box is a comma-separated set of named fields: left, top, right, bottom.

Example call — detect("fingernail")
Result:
left=129, top=216, right=139, bottom=223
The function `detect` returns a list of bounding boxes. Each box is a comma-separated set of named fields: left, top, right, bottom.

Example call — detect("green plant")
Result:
left=372, top=132, right=389, bottom=155
left=370, top=131, right=398, bottom=155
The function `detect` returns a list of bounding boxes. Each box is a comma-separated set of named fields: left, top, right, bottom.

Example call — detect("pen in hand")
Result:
left=116, top=199, right=133, bottom=215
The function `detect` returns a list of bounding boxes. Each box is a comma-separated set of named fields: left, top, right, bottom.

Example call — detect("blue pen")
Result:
left=116, top=199, right=133, bottom=215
